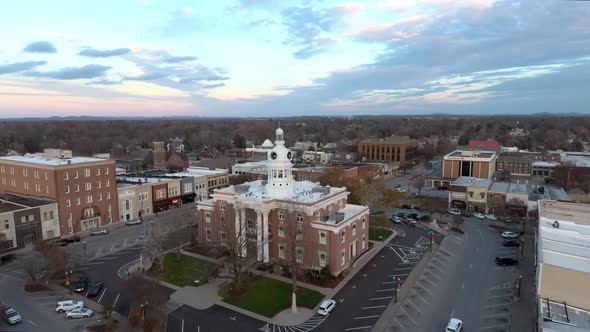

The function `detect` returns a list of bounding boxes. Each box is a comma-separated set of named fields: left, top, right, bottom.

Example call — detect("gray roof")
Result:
left=451, top=176, right=492, bottom=188
left=489, top=182, right=528, bottom=195
left=362, top=135, right=417, bottom=145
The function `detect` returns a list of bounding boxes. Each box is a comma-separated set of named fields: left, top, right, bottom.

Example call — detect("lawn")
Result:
left=369, top=227, right=393, bottom=241
left=221, top=276, right=325, bottom=317
left=151, top=253, right=216, bottom=287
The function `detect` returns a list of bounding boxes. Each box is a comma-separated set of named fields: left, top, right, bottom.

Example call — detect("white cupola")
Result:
left=266, top=127, right=294, bottom=198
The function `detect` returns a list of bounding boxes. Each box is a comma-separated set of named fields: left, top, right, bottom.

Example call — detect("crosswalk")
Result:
left=259, top=314, right=328, bottom=332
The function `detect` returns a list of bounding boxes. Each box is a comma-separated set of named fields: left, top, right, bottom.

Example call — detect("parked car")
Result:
left=460, top=210, right=472, bottom=217
left=1, top=306, right=22, bottom=325
left=495, top=257, right=518, bottom=266
left=417, top=215, right=430, bottom=222
left=65, top=308, right=94, bottom=319
left=317, top=299, right=336, bottom=316
left=125, top=219, right=142, bottom=225
left=138, top=232, right=145, bottom=240
left=407, top=213, right=418, bottom=219
left=396, top=212, right=406, bottom=217
left=0, top=254, right=15, bottom=265
left=401, top=204, right=413, bottom=209
left=447, top=208, right=461, bottom=215
left=86, top=282, right=103, bottom=297
left=55, top=300, right=84, bottom=313
left=445, top=318, right=463, bottom=332
left=90, top=228, right=108, bottom=236
left=55, top=239, right=69, bottom=247
left=402, top=218, right=417, bottom=226
left=502, top=240, right=520, bottom=247
left=484, top=214, right=498, bottom=221
left=473, top=213, right=485, bottom=219
left=73, top=277, right=89, bottom=293
left=389, top=216, right=401, bottom=224
left=501, top=231, right=519, bottom=239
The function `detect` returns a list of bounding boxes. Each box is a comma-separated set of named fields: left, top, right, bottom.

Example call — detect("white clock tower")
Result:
left=267, top=127, right=294, bottom=198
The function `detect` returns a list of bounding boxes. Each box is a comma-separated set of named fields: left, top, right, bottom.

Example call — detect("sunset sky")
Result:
left=0, top=0, right=589, bottom=118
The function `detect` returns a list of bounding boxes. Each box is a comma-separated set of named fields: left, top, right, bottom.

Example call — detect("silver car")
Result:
left=90, top=228, right=108, bottom=235
left=65, top=308, right=93, bottom=319
left=1, top=307, right=22, bottom=325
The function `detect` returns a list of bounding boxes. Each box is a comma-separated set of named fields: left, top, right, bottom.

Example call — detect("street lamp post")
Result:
left=82, top=241, right=87, bottom=262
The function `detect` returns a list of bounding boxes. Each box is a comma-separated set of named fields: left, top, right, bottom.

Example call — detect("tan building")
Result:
left=537, top=200, right=590, bottom=330
left=197, top=128, right=370, bottom=276
left=117, top=183, right=154, bottom=223
left=447, top=177, right=491, bottom=212
left=443, top=150, right=497, bottom=179
left=0, top=151, right=119, bottom=236
left=185, top=167, right=229, bottom=193
left=358, top=136, right=418, bottom=164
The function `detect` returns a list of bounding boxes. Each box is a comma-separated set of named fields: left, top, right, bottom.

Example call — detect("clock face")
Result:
left=287, top=151, right=292, bottom=160
left=270, top=152, right=277, bottom=160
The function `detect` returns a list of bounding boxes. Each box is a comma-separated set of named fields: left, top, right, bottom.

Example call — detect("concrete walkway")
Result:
left=167, top=231, right=398, bottom=326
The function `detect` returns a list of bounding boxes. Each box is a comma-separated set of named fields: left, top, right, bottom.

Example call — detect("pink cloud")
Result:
left=331, top=3, right=365, bottom=17
left=376, top=0, right=417, bottom=12
left=351, top=14, right=431, bottom=42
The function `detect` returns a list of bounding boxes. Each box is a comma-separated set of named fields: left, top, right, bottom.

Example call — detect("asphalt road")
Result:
left=380, top=217, right=527, bottom=331
left=166, top=222, right=443, bottom=332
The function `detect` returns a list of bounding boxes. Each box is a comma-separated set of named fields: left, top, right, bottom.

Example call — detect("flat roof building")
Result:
left=358, top=136, right=418, bottom=165
left=537, top=200, right=590, bottom=330
left=443, top=149, right=498, bottom=179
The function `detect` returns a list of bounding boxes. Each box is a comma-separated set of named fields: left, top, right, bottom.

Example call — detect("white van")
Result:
left=55, top=300, right=84, bottom=313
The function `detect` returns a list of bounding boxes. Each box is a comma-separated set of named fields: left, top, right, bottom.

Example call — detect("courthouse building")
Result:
left=197, top=128, right=370, bottom=276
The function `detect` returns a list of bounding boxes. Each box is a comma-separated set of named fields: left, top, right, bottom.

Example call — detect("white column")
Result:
left=240, top=208, right=247, bottom=257
left=262, top=210, right=270, bottom=263
left=256, top=210, right=263, bottom=261
left=234, top=209, right=242, bottom=257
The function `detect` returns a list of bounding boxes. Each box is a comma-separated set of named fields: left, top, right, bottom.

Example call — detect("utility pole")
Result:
left=82, top=241, right=87, bottom=262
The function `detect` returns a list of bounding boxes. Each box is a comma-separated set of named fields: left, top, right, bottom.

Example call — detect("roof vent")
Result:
left=553, top=221, right=560, bottom=228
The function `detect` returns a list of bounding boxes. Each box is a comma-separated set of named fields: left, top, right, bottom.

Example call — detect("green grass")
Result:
left=221, top=277, right=325, bottom=317
left=369, top=227, right=393, bottom=241
left=152, top=253, right=216, bottom=287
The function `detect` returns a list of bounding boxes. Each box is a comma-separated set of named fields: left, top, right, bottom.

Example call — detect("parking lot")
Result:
left=378, top=214, right=528, bottom=331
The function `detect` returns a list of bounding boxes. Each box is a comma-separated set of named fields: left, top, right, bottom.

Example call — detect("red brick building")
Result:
left=197, top=128, right=370, bottom=276
left=0, top=150, right=119, bottom=236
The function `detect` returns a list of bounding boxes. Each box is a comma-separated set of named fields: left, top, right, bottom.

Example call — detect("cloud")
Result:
left=161, top=56, right=198, bottom=63
left=352, top=14, right=431, bottom=42
left=376, top=0, right=417, bottom=12
left=78, top=47, right=131, bottom=58
left=26, top=64, right=111, bottom=80
left=0, top=61, right=47, bottom=74
left=23, top=41, right=57, bottom=53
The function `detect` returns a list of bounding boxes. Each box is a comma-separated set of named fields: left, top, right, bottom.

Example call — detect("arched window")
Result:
left=125, top=199, right=131, bottom=211
left=84, top=208, right=94, bottom=218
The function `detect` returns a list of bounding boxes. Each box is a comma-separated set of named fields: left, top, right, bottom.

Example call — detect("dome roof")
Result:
left=261, top=139, right=274, bottom=148
left=276, top=128, right=284, bottom=136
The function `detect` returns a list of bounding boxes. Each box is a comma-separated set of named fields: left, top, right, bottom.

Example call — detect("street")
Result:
left=377, top=216, right=533, bottom=331
left=166, top=222, right=443, bottom=332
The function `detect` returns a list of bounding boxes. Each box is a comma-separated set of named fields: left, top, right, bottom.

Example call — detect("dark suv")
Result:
left=495, top=257, right=518, bottom=266
left=73, top=277, right=89, bottom=292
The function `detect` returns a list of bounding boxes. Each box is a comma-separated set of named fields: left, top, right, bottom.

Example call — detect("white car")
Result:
left=445, top=318, right=463, bottom=332
left=390, top=216, right=401, bottom=223
left=90, top=228, right=108, bottom=235
left=65, top=308, right=93, bottom=319
left=473, top=213, right=485, bottom=219
left=125, top=219, right=142, bottom=225
left=55, top=300, right=84, bottom=313
left=484, top=214, right=498, bottom=221
left=447, top=208, right=461, bottom=215
left=396, top=188, right=407, bottom=193
left=317, top=299, right=336, bottom=316
left=501, top=231, right=519, bottom=239
left=1, top=306, right=22, bottom=325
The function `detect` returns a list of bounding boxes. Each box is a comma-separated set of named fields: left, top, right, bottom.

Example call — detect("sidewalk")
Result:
left=166, top=231, right=398, bottom=326
left=510, top=233, right=536, bottom=332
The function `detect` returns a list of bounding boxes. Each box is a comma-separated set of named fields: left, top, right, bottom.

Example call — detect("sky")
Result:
left=0, top=0, right=589, bottom=118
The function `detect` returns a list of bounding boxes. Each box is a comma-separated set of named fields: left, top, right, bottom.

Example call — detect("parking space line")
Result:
left=399, top=306, right=417, bottom=326
left=95, top=248, right=103, bottom=256
left=479, top=324, right=509, bottom=330
left=362, top=305, right=387, bottom=310
left=123, top=239, right=128, bottom=247
left=392, top=267, right=414, bottom=271
left=370, top=296, right=393, bottom=301
left=482, top=312, right=511, bottom=318
left=0, top=273, right=24, bottom=281
left=484, top=303, right=510, bottom=309
left=28, top=320, right=38, bottom=327
left=488, top=294, right=512, bottom=299
left=80, top=262, right=105, bottom=265
left=424, top=269, right=442, bottom=281
left=420, top=276, right=437, bottom=287
left=394, top=317, right=408, bottom=332
left=31, top=296, right=58, bottom=300
left=382, top=281, right=395, bottom=284
left=344, top=326, right=373, bottom=331
left=428, top=264, right=445, bottom=273
left=387, top=273, right=409, bottom=277
left=415, top=283, right=434, bottom=296
left=354, top=315, right=380, bottom=320
left=410, top=289, right=430, bottom=304
left=110, top=242, right=117, bottom=251
left=406, top=297, right=423, bottom=315
left=73, top=267, right=89, bottom=270
left=112, top=293, right=120, bottom=307
left=376, top=288, right=395, bottom=292
left=98, top=288, right=107, bottom=303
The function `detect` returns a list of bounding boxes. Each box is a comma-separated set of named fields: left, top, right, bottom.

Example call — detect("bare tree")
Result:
left=18, top=252, right=46, bottom=285
left=126, top=275, right=171, bottom=332
left=34, top=241, right=71, bottom=281
left=221, top=204, right=262, bottom=292
left=282, top=206, right=305, bottom=313
left=411, top=175, right=426, bottom=196
left=143, top=219, right=177, bottom=271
